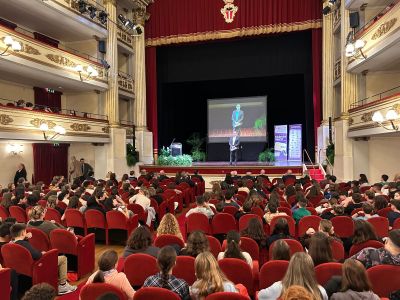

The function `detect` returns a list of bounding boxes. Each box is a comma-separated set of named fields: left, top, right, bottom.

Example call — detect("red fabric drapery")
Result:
left=145, top=0, right=322, bottom=46
left=312, top=28, right=322, bottom=144
left=32, top=143, right=69, bottom=184
left=146, top=47, right=158, bottom=152
left=33, top=87, right=62, bottom=110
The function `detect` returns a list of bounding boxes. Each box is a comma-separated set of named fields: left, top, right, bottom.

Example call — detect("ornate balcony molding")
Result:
left=118, top=72, right=134, bottom=94
left=334, top=58, right=341, bottom=82
left=117, top=26, right=133, bottom=48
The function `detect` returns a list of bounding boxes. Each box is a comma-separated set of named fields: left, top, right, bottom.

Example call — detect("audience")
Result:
left=22, top=283, right=56, bottom=300
left=222, top=189, right=240, bottom=209
left=157, top=213, right=184, bottom=242
left=271, top=239, right=291, bottom=261
left=185, top=196, right=214, bottom=219
left=123, top=226, right=160, bottom=258
left=217, top=230, right=253, bottom=266
left=352, top=220, right=380, bottom=245
left=352, top=203, right=378, bottom=220
left=308, top=232, right=334, bottom=266
left=389, top=199, right=400, bottom=227
left=180, top=231, right=209, bottom=257
left=27, top=205, right=65, bottom=235
left=264, top=202, right=288, bottom=225
left=240, top=218, right=267, bottom=248
left=293, top=197, right=311, bottom=224
left=267, top=218, right=293, bottom=247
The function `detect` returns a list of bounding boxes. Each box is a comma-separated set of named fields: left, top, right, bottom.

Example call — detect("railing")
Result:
left=333, top=6, right=341, bottom=27
left=318, top=148, right=333, bottom=175
left=117, top=26, right=133, bottom=48
left=302, top=149, right=315, bottom=170
left=334, top=58, right=341, bottom=81
left=118, top=72, right=134, bottom=93
left=0, top=98, right=108, bottom=121
left=349, top=85, right=400, bottom=110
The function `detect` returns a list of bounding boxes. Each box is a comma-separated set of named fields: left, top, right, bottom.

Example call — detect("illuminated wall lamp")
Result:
left=372, top=109, right=399, bottom=131
left=40, top=123, right=66, bottom=140
left=345, top=39, right=367, bottom=59
left=75, top=65, right=99, bottom=81
left=6, top=144, right=23, bottom=155
left=1, top=36, right=22, bottom=56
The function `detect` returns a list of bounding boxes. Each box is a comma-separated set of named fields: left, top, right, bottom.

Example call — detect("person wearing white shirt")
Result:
left=217, top=231, right=253, bottom=267
left=129, top=187, right=155, bottom=226
left=186, top=196, right=214, bottom=219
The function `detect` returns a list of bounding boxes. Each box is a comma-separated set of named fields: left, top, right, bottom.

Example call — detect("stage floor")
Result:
left=192, top=161, right=303, bottom=167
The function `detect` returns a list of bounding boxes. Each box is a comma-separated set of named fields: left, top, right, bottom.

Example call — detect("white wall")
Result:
left=0, top=80, right=34, bottom=103
left=68, top=143, right=96, bottom=172
left=64, top=92, right=101, bottom=115
left=365, top=72, right=400, bottom=99
left=0, top=142, right=34, bottom=186
left=352, top=139, right=369, bottom=181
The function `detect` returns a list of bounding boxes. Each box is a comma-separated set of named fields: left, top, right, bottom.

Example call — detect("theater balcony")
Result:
left=347, top=0, right=400, bottom=73
left=121, top=120, right=135, bottom=141
left=345, top=0, right=392, bottom=10
left=0, top=25, right=108, bottom=92
left=0, top=0, right=108, bottom=42
left=118, top=71, right=134, bottom=99
left=117, top=26, right=134, bottom=53
left=348, top=86, right=400, bottom=137
left=0, top=99, right=110, bottom=143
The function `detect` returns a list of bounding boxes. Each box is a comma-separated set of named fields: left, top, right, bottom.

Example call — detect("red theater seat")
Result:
left=315, top=262, right=342, bottom=286
left=298, top=215, right=321, bottom=236
left=154, top=234, right=185, bottom=248
left=206, top=235, right=222, bottom=258
left=368, top=217, right=389, bottom=238
left=0, top=268, right=11, bottom=300
left=206, top=292, right=251, bottom=299
left=212, top=213, right=237, bottom=235
left=172, top=256, right=196, bottom=285
left=85, top=210, right=108, bottom=244
left=80, top=283, right=128, bottom=300
left=186, top=213, right=211, bottom=235
left=349, top=240, right=384, bottom=257
left=270, top=216, right=296, bottom=236
left=331, top=216, right=354, bottom=238
left=124, top=253, right=158, bottom=287
left=133, top=287, right=180, bottom=300
left=106, top=210, right=138, bottom=239
left=64, top=209, right=86, bottom=235
left=9, top=206, right=27, bottom=223
left=259, top=260, right=289, bottom=289
left=238, top=214, right=263, bottom=232
left=26, top=227, right=51, bottom=252
left=218, top=258, right=255, bottom=296
left=367, top=265, right=400, bottom=298
left=269, top=239, right=304, bottom=258
left=44, top=207, right=62, bottom=224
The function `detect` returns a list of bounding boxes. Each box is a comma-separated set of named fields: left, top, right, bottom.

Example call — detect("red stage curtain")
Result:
left=312, top=28, right=322, bottom=144
left=145, top=47, right=158, bottom=152
left=33, top=87, right=62, bottom=110
left=32, top=143, right=69, bottom=184
left=145, top=0, right=322, bottom=46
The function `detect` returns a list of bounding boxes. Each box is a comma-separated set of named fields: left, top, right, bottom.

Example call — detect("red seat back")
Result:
left=65, top=209, right=85, bottom=229
left=0, top=268, right=11, bottom=300
left=106, top=210, right=138, bottom=236
left=259, top=260, right=289, bottom=289
left=393, top=218, right=400, bottom=229
left=315, top=262, right=342, bottom=285
left=9, top=206, right=27, bottom=223
left=377, top=207, right=392, bottom=218
left=218, top=258, right=254, bottom=295
left=1, top=243, right=34, bottom=276
left=269, top=239, right=303, bottom=258
left=124, top=253, right=158, bottom=286
left=172, top=256, right=196, bottom=285
left=221, top=237, right=260, bottom=261
left=211, top=213, right=237, bottom=235
left=127, top=203, right=147, bottom=223
left=349, top=240, right=384, bottom=257
left=38, top=200, right=47, bottom=208
left=206, top=235, right=222, bottom=258
left=368, top=217, right=389, bottom=238
left=0, top=206, right=9, bottom=220
left=238, top=214, right=262, bottom=232
left=85, top=210, right=107, bottom=229
left=270, top=215, right=296, bottom=236
left=250, top=206, right=264, bottom=218
left=298, top=215, right=322, bottom=236
left=331, top=216, right=354, bottom=238
left=50, top=229, right=78, bottom=255
left=277, top=207, right=292, bottom=217
left=205, top=292, right=250, bottom=300
left=133, top=287, right=180, bottom=300
left=222, top=206, right=238, bottom=215
left=26, top=227, right=51, bottom=252
left=80, top=283, right=127, bottom=300
left=186, top=213, right=210, bottom=235
left=306, top=207, right=318, bottom=215
left=367, top=265, right=400, bottom=297
left=154, top=234, right=185, bottom=249
left=331, top=239, right=345, bottom=261
left=44, top=207, right=62, bottom=224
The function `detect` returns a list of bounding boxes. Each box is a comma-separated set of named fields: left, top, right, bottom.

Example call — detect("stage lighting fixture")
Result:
left=98, top=11, right=108, bottom=25
left=101, top=59, right=110, bottom=70
left=132, top=25, right=143, bottom=35
left=118, top=14, right=130, bottom=27
left=88, top=6, right=97, bottom=19
left=322, top=6, right=331, bottom=15
left=78, top=0, right=87, bottom=13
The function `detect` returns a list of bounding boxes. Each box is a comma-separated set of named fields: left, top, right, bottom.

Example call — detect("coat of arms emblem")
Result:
left=221, top=0, right=238, bottom=23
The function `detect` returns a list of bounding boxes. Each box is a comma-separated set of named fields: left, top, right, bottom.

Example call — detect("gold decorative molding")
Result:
left=132, top=3, right=149, bottom=25
left=46, top=54, right=77, bottom=68
left=70, top=123, right=91, bottom=131
left=23, top=44, right=41, bottom=55
left=118, top=73, right=134, bottom=93
left=361, top=112, right=374, bottom=122
left=348, top=117, right=354, bottom=126
left=372, top=18, right=397, bottom=40
left=393, top=103, right=400, bottom=114
left=126, top=128, right=134, bottom=135
left=0, top=114, right=13, bottom=125
left=30, top=118, right=56, bottom=129
left=102, top=126, right=110, bottom=133
left=117, top=27, right=133, bottom=48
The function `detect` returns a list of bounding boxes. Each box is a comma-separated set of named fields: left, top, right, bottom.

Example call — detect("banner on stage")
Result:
left=274, top=125, right=288, bottom=161
left=288, top=124, right=302, bottom=161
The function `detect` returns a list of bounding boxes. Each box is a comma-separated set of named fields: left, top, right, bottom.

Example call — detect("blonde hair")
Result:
left=29, top=205, right=45, bottom=220
left=319, top=219, right=334, bottom=236
left=194, top=252, right=229, bottom=298
left=157, top=213, right=183, bottom=241
left=282, top=285, right=314, bottom=300
left=281, top=252, right=322, bottom=300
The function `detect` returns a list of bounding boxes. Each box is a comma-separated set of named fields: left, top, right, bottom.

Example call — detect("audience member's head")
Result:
left=93, top=250, right=118, bottom=283
left=156, top=246, right=177, bottom=287
left=126, top=226, right=152, bottom=250
left=22, top=283, right=56, bottom=300
left=308, top=232, right=333, bottom=266
left=224, top=189, right=234, bottom=201
left=272, top=218, right=290, bottom=236
left=386, top=229, right=400, bottom=256
left=391, top=199, right=400, bottom=212
left=28, top=205, right=45, bottom=221
left=185, top=231, right=209, bottom=257
left=352, top=220, right=378, bottom=244
left=224, top=230, right=245, bottom=261
left=196, top=196, right=205, bottom=207
left=341, top=259, right=373, bottom=293
left=10, top=223, right=27, bottom=240
left=157, top=213, right=182, bottom=240
left=0, top=222, right=13, bottom=242
left=374, top=195, right=388, bottom=211
left=271, top=239, right=290, bottom=261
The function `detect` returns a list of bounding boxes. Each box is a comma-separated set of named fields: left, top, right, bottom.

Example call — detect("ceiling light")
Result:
left=3, top=36, right=13, bottom=46
left=372, top=111, right=384, bottom=123
left=54, top=125, right=66, bottom=135
left=75, top=65, right=83, bottom=73
left=1, top=36, right=22, bottom=56
left=386, top=109, right=399, bottom=121
left=11, top=41, right=21, bottom=52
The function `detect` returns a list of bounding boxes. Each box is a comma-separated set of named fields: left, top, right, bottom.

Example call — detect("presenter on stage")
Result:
left=229, top=130, right=240, bottom=165
left=232, top=104, right=244, bottom=132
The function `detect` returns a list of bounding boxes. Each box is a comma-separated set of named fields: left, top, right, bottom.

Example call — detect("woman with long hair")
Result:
left=271, top=239, right=291, bottom=261
left=157, top=213, right=184, bottom=242
left=282, top=286, right=314, bottom=300
left=306, top=181, right=323, bottom=198
left=217, top=231, right=252, bottom=266
left=267, top=217, right=293, bottom=248
left=308, top=232, right=334, bottom=266
left=240, top=218, right=266, bottom=248
left=0, top=192, right=13, bottom=210
left=86, top=250, right=135, bottom=300
left=144, top=246, right=190, bottom=299
left=259, top=252, right=328, bottom=300
left=123, top=226, right=160, bottom=258
left=180, top=231, right=209, bottom=257
left=330, top=259, right=379, bottom=300
left=352, top=220, right=380, bottom=245
left=190, top=252, right=237, bottom=299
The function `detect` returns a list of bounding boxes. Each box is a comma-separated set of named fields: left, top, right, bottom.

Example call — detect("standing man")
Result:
left=80, top=158, right=94, bottom=181
left=229, top=130, right=240, bottom=166
left=69, top=156, right=82, bottom=182
left=231, top=104, right=244, bottom=133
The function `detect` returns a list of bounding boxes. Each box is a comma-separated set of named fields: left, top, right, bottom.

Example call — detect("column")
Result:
left=104, top=0, right=119, bottom=125
left=132, top=2, right=153, bottom=164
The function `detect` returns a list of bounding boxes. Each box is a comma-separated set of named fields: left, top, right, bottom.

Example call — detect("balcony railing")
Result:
left=349, top=85, right=400, bottom=111
left=333, top=6, right=341, bottom=28
left=334, top=58, right=341, bottom=81
left=117, top=26, right=133, bottom=48
left=118, top=72, right=134, bottom=94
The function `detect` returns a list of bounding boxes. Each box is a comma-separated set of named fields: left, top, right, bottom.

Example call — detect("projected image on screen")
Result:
left=208, top=96, right=267, bottom=143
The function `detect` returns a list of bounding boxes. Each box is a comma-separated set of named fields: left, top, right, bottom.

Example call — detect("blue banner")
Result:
left=288, top=124, right=302, bottom=161
left=274, top=125, right=288, bottom=161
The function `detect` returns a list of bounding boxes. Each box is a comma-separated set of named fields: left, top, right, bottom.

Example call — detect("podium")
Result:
left=171, top=143, right=182, bottom=156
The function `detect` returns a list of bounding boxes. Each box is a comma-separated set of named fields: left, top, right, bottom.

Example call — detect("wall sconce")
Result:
left=1, top=36, right=22, bottom=56
left=75, top=65, right=99, bottom=81
left=372, top=109, right=399, bottom=131
left=40, top=123, right=66, bottom=140
left=6, top=144, right=23, bottom=155
left=346, top=39, right=367, bottom=59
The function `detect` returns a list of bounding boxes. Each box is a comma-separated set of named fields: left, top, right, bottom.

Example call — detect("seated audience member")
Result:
left=22, top=283, right=56, bottom=300
left=281, top=285, right=314, bottom=300
left=27, top=206, right=65, bottom=235
left=293, top=197, right=311, bottom=224
left=305, top=181, right=323, bottom=198
left=343, top=193, right=363, bottom=215
left=258, top=252, right=328, bottom=300
left=10, top=223, right=76, bottom=295
left=237, top=180, right=250, bottom=195
left=352, top=203, right=378, bottom=220
left=217, top=230, right=253, bottom=267
left=129, top=187, right=155, bottom=226
left=321, top=205, right=344, bottom=220
left=374, top=195, right=388, bottom=212
left=240, top=218, right=266, bottom=248
left=308, top=232, right=334, bottom=266
left=0, top=192, right=13, bottom=210
left=180, top=231, right=209, bottom=257
left=0, top=221, right=18, bottom=300
left=264, top=202, right=288, bottom=225
left=326, top=259, right=380, bottom=299
left=372, top=183, right=383, bottom=196
left=103, top=196, right=132, bottom=218
left=190, top=251, right=238, bottom=299
left=352, top=220, right=380, bottom=245
left=185, top=196, right=214, bottom=219
left=234, top=200, right=254, bottom=220
left=267, top=218, right=294, bottom=248
left=86, top=250, right=135, bottom=300
left=144, top=246, right=190, bottom=300
left=271, top=239, right=291, bottom=261
left=123, top=226, right=159, bottom=258
left=359, top=174, right=369, bottom=187
left=283, top=185, right=296, bottom=201
left=315, top=196, right=338, bottom=215
left=381, top=174, right=389, bottom=186
left=351, top=229, right=400, bottom=269
left=157, top=213, right=184, bottom=242
left=300, top=219, right=341, bottom=248
left=389, top=199, right=400, bottom=228
left=80, top=195, right=106, bottom=215
left=222, top=189, right=240, bottom=209
left=282, top=169, right=296, bottom=184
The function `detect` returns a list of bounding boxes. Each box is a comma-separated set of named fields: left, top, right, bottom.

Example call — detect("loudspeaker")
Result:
left=328, top=117, right=333, bottom=144
left=350, top=12, right=360, bottom=28
left=98, top=41, right=106, bottom=54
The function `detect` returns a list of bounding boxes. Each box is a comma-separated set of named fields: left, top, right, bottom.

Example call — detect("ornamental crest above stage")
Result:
left=221, top=0, right=238, bottom=23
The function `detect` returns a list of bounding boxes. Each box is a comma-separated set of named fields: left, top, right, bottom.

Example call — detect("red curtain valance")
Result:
left=145, top=0, right=322, bottom=46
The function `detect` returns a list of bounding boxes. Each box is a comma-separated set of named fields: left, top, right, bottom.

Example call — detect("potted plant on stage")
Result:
left=258, top=148, right=275, bottom=165
left=187, top=132, right=206, bottom=162
left=126, top=143, right=139, bottom=167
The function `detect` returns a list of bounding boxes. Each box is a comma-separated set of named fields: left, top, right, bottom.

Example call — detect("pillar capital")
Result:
left=103, top=0, right=117, bottom=7
left=132, top=0, right=152, bottom=25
